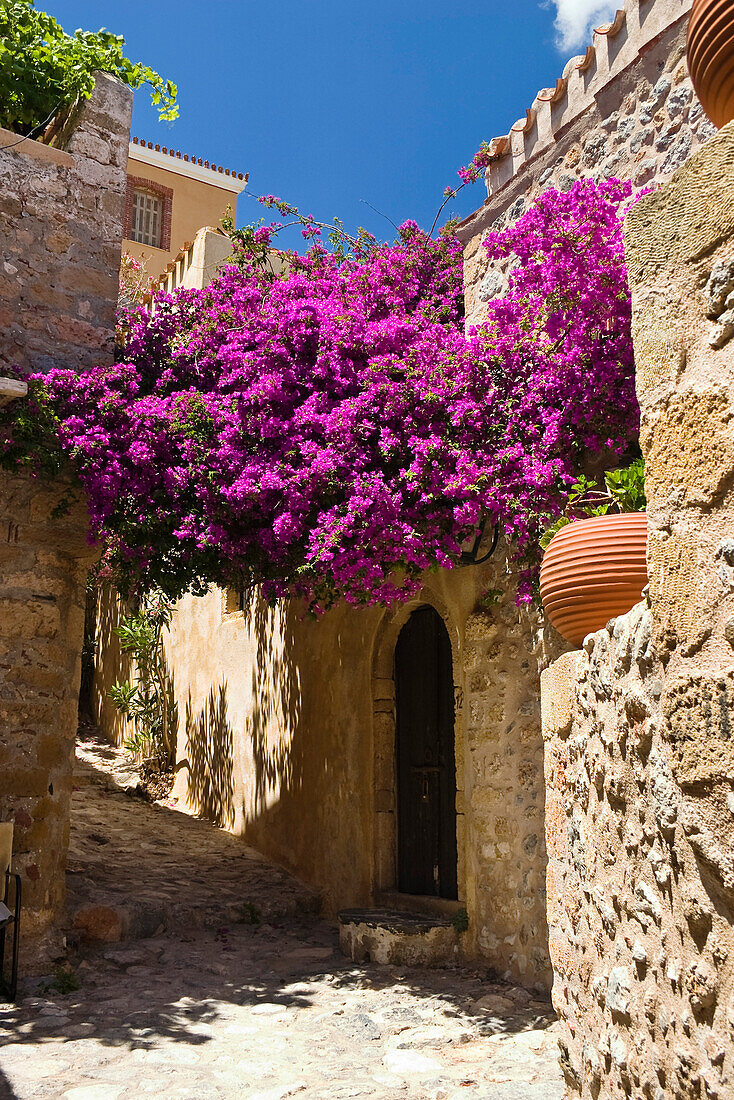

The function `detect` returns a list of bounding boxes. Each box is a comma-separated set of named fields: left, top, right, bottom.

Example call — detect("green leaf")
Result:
left=0, top=0, right=179, bottom=133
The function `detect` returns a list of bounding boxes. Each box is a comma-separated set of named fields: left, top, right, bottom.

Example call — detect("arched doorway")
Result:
left=395, top=605, right=457, bottom=899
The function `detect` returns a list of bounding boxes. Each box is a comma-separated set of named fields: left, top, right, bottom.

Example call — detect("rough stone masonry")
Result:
left=460, top=0, right=713, bottom=332
left=0, top=73, right=132, bottom=965
left=541, top=122, right=734, bottom=1100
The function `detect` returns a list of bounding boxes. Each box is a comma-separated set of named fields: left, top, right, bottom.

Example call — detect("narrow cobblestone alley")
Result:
left=0, top=736, right=564, bottom=1100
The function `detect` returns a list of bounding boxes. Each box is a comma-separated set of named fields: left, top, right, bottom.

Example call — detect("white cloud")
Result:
left=548, top=0, right=619, bottom=52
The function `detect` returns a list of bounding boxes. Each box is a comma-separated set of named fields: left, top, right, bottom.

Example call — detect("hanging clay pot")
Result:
left=687, top=0, right=734, bottom=128
left=539, top=513, right=648, bottom=648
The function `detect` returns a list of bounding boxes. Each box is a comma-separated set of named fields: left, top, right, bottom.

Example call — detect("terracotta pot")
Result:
left=539, top=512, right=648, bottom=648
left=687, top=0, right=734, bottom=128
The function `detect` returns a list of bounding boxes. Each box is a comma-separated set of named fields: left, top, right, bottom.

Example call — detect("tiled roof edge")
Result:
left=130, top=135, right=246, bottom=180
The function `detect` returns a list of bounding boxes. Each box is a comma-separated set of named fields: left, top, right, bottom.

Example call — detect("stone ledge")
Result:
left=339, top=907, right=454, bottom=932
left=0, top=125, right=73, bottom=167
left=0, top=377, right=28, bottom=406
left=375, top=891, right=465, bottom=921
left=541, top=651, right=584, bottom=740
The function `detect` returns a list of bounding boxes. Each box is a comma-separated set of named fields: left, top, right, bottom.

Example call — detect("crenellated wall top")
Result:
left=469, top=0, right=692, bottom=209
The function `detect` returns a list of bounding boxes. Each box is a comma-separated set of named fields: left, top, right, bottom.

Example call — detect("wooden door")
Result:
left=395, top=606, right=457, bottom=899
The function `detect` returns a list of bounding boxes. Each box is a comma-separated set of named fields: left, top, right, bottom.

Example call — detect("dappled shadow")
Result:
left=184, top=683, right=235, bottom=828
left=51, top=727, right=562, bottom=1095
left=66, top=731, right=318, bottom=942
left=0, top=1065, right=17, bottom=1100
left=242, top=593, right=304, bottom=818
left=91, top=583, right=133, bottom=745
left=1, top=919, right=557, bottom=1061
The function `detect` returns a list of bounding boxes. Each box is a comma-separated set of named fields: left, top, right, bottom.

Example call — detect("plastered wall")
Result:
left=123, top=156, right=238, bottom=274
left=163, top=551, right=553, bottom=989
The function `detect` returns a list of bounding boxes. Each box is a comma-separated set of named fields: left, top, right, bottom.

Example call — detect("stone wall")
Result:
left=0, top=72, right=132, bottom=375
left=0, top=473, right=96, bottom=956
left=0, top=74, right=132, bottom=965
left=459, top=0, right=713, bottom=331
left=541, top=122, right=734, bottom=1099
left=155, top=549, right=553, bottom=990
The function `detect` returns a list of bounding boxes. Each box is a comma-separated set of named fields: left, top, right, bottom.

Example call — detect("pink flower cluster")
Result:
left=1, top=179, right=638, bottom=610
left=476, top=176, right=638, bottom=597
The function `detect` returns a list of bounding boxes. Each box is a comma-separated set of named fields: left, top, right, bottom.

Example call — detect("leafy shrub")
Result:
left=540, top=457, right=646, bottom=549
left=109, top=592, right=175, bottom=762
left=0, top=0, right=177, bottom=136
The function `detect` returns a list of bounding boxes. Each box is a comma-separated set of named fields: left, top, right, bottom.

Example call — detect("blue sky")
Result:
left=47, top=0, right=616, bottom=244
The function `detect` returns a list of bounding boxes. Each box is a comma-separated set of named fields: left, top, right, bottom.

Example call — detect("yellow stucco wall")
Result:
left=167, top=589, right=380, bottom=913
left=91, top=586, right=134, bottom=748
left=123, top=156, right=238, bottom=275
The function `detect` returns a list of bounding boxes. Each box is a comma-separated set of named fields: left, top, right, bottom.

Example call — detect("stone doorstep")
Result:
left=375, top=890, right=465, bottom=922
left=338, top=907, right=460, bottom=968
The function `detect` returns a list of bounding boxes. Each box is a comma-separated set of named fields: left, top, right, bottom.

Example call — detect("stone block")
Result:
left=544, top=792, right=569, bottom=860
left=0, top=597, right=60, bottom=639
left=541, top=652, right=583, bottom=740
left=625, top=121, right=734, bottom=284
left=629, top=287, right=686, bottom=399
left=338, top=909, right=459, bottom=967
left=72, top=904, right=125, bottom=943
left=663, top=672, right=734, bottom=786
left=643, top=389, right=734, bottom=508
left=0, top=767, right=53, bottom=798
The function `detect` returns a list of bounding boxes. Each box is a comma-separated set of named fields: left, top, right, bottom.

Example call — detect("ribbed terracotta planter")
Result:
left=687, top=0, right=734, bottom=128
left=540, top=513, right=648, bottom=648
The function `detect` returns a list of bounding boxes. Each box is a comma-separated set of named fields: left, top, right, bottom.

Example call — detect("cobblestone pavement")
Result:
left=0, top=736, right=564, bottom=1100
left=67, top=731, right=319, bottom=936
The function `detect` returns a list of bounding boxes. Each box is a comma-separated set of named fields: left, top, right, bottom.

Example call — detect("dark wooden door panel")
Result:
left=395, top=606, right=457, bottom=899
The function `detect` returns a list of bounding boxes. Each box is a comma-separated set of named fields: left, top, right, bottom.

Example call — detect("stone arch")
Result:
left=370, top=587, right=466, bottom=902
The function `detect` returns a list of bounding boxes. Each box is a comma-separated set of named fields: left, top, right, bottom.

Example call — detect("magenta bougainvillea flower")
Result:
left=0, top=178, right=638, bottom=610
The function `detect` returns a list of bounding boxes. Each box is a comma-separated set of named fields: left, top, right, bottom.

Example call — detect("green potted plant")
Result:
left=539, top=458, right=648, bottom=647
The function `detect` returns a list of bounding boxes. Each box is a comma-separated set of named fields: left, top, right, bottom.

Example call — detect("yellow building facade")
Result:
left=123, top=137, right=248, bottom=276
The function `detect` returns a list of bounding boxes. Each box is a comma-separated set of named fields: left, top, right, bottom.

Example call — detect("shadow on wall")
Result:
left=181, top=591, right=305, bottom=833
left=92, top=583, right=134, bottom=746
left=184, top=682, right=235, bottom=829
left=244, top=594, right=304, bottom=819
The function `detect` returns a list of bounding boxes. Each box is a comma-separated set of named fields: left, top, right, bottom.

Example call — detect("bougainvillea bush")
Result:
left=0, top=177, right=638, bottom=610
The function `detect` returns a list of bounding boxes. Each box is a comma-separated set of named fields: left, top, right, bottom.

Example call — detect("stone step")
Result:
left=67, top=885, right=320, bottom=946
left=338, top=907, right=460, bottom=968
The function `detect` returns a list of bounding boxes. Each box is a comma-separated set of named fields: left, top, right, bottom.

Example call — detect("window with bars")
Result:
left=130, top=189, right=162, bottom=247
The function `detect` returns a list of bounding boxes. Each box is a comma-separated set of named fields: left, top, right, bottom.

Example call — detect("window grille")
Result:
left=130, top=190, right=162, bottom=247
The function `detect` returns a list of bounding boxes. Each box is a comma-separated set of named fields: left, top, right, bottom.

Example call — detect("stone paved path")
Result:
left=0, top=736, right=565, bottom=1100
left=67, top=731, right=319, bottom=938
